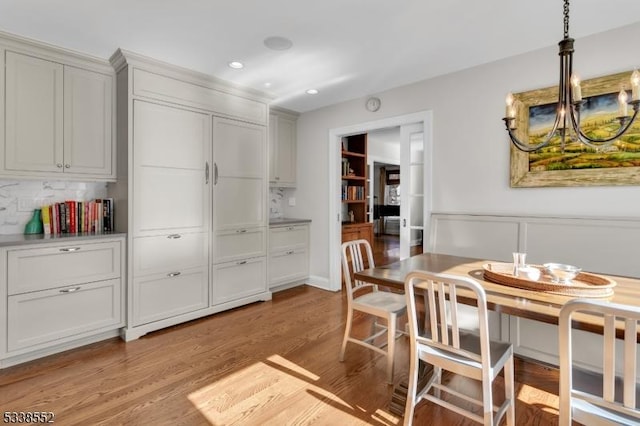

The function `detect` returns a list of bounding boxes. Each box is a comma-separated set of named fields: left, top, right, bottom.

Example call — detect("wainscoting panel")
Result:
left=430, top=212, right=640, bottom=374
left=429, top=215, right=521, bottom=262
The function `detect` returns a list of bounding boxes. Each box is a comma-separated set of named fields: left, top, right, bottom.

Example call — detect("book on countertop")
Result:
left=38, top=198, right=115, bottom=235
left=41, top=206, right=51, bottom=235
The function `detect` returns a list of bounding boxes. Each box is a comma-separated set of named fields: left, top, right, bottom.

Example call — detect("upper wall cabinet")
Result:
left=269, top=108, right=298, bottom=187
left=1, top=40, right=115, bottom=181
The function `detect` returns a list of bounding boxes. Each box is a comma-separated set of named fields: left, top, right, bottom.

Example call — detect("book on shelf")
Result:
left=341, top=185, right=365, bottom=201
left=39, top=198, right=115, bottom=235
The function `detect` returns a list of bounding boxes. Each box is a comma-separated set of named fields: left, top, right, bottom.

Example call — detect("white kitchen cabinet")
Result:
left=127, top=99, right=210, bottom=336
left=110, top=50, right=271, bottom=340
left=8, top=279, right=121, bottom=352
left=269, top=109, right=298, bottom=187
left=132, top=268, right=209, bottom=326
left=212, top=117, right=266, bottom=230
left=3, top=49, right=114, bottom=180
left=268, top=223, right=310, bottom=290
left=0, top=235, right=125, bottom=368
left=4, top=51, right=63, bottom=174
left=213, top=227, right=266, bottom=264
left=211, top=257, right=267, bottom=305
left=63, top=65, right=113, bottom=176
left=132, top=100, right=210, bottom=236
left=211, top=116, right=268, bottom=303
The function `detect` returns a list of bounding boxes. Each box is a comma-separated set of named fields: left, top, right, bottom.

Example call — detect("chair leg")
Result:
left=403, top=343, right=420, bottom=426
left=504, top=355, right=515, bottom=426
left=386, top=313, right=397, bottom=384
left=481, top=371, right=494, bottom=426
left=340, top=309, right=353, bottom=362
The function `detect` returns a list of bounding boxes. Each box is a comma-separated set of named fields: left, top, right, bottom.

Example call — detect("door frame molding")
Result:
left=327, top=110, right=433, bottom=291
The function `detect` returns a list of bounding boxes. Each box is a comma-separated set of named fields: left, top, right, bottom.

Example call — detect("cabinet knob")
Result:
left=65, top=164, right=70, bottom=168
left=56, top=163, right=63, bottom=168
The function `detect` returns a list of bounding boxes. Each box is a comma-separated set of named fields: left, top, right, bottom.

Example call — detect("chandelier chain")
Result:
left=563, top=0, right=570, bottom=39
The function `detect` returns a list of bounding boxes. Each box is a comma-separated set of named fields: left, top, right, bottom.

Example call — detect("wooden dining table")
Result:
left=354, top=252, right=640, bottom=341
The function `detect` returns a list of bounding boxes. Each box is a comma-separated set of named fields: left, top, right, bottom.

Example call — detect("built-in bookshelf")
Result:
left=341, top=134, right=368, bottom=222
left=341, top=133, right=373, bottom=246
left=40, top=199, right=114, bottom=235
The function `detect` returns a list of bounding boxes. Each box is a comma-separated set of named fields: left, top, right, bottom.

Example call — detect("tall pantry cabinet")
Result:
left=110, top=50, right=271, bottom=340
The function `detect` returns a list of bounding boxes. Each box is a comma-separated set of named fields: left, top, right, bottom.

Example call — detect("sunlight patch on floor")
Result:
left=516, top=382, right=559, bottom=415
left=188, top=354, right=390, bottom=425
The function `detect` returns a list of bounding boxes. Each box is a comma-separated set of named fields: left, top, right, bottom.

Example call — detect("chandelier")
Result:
left=503, top=0, right=640, bottom=152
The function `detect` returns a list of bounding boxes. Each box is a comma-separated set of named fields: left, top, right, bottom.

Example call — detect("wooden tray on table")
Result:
left=482, top=263, right=616, bottom=297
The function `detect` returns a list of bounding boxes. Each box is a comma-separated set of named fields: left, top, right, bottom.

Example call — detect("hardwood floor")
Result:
left=1, top=285, right=564, bottom=425
left=372, top=234, right=423, bottom=266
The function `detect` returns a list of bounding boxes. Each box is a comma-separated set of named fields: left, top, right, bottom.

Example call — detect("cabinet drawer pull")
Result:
left=167, top=272, right=181, bottom=277
left=286, top=250, right=294, bottom=255
left=167, top=234, right=182, bottom=239
left=236, top=229, right=247, bottom=233
left=287, top=226, right=295, bottom=231
left=237, top=260, right=247, bottom=265
left=60, top=247, right=81, bottom=252
left=60, top=286, right=81, bottom=293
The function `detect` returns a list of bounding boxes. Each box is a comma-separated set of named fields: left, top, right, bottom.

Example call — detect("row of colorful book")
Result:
left=342, top=185, right=365, bottom=201
left=41, top=199, right=114, bottom=235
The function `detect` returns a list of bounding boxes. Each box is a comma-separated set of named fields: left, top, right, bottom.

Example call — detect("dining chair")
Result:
left=559, top=299, right=640, bottom=426
left=403, top=270, right=515, bottom=426
left=339, top=239, right=407, bottom=384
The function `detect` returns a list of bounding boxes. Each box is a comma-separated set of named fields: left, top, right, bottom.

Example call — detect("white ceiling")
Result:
left=1, top=1, right=639, bottom=113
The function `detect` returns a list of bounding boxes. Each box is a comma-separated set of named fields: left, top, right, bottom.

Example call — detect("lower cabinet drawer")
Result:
left=269, top=249, right=309, bottom=286
left=212, top=257, right=266, bottom=305
left=132, top=268, right=208, bottom=326
left=133, top=232, right=208, bottom=276
left=269, top=225, right=308, bottom=251
left=213, top=227, right=266, bottom=264
left=8, top=240, right=121, bottom=295
left=7, top=279, right=122, bottom=352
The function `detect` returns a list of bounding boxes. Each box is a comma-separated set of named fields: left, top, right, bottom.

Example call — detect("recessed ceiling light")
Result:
left=228, top=61, right=244, bottom=69
left=264, top=36, right=293, bottom=51
left=264, top=82, right=272, bottom=88
left=306, top=89, right=319, bottom=95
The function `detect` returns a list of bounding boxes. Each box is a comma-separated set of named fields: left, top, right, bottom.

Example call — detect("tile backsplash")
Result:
left=270, top=187, right=285, bottom=219
left=0, top=182, right=288, bottom=234
left=0, top=180, right=108, bottom=235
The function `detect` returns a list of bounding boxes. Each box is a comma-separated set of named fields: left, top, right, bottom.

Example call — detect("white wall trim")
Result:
left=306, top=275, right=333, bottom=291
left=328, top=110, right=433, bottom=292
left=368, top=154, right=400, bottom=167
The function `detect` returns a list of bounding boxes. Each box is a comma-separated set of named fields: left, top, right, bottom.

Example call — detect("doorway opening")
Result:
left=328, top=111, right=433, bottom=291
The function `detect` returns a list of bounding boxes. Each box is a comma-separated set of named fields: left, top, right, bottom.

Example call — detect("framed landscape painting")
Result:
left=509, top=70, right=640, bottom=187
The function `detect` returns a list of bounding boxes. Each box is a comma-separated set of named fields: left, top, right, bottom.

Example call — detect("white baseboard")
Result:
left=306, top=275, right=335, bottom=291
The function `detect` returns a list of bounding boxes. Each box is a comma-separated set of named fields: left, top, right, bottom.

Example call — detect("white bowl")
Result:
left=517, top=266, right=541, bottom=281
left=543, top=263, right=581, bottom=283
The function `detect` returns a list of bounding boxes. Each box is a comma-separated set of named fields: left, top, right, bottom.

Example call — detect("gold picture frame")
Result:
left=510, top=70, right=640, bottom=187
